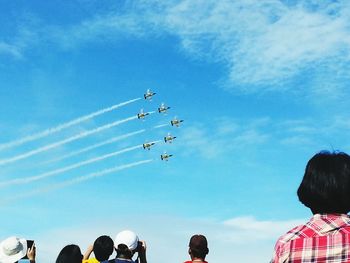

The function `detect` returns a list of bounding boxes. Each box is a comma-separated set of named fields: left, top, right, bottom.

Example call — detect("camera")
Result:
left=21, top=240, right=34, bottom=259
left=134, top=241, right=143, bottom=253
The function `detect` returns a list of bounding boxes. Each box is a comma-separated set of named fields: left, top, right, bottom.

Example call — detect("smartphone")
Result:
left=21, top=240, right=34, bottom=259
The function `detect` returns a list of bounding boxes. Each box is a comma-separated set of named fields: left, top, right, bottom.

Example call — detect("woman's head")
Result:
left=55, top=244, right=82, bottom=263
left=297, top=151, right=350, bottom=214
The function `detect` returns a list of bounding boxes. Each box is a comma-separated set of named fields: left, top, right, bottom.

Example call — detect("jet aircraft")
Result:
left=137, top=109, right=150, bottom=119
left=161, top=152, right=173, bottom=161
left=144, top=89, right=156, bottom=100
left=143, top=142, right=155, bottom=150
left=158, top=103, right=170, bottom=114
left=170, top=117, right=184, bottom=127
left=164, top=133, right=176, bottom=143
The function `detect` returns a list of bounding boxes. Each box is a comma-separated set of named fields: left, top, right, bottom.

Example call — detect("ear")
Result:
left=188, top=248, right=191, bottom=255
left=206, top=248, right=209, bottom=255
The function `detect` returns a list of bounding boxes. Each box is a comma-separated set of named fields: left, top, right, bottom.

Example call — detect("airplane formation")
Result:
left=141, top=89, right=183, bottom=161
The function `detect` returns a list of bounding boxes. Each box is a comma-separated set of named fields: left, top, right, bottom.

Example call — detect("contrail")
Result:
left=0, top=98, right=141, bottom=151
left=0, top=115, right=138, bottom=166
left=46, top=129, right=145, bottom=164
left=153, top=123, right=168, bottom=129
left=1, top=159, right=153, bottom=204
left=0, top=144, right=143, bottom=187
left=55, top=159, right=153, bottom=186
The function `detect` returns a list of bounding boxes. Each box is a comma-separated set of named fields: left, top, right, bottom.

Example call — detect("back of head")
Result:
left=189, top=234, right=209, bottom=260
left=116, top=244, right=133, bottom=259
left=297, top=151, right=350, bottom=214
left=93, top=235, right=114, bottom=261
left=114, top=230, right=139, bottom=259
left=56, top=244, right=82, bottom=263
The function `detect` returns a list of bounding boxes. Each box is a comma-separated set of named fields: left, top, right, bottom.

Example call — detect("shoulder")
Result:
left=276, top=222, right=312, bottom=245
left=83, top=258, right=100, bottom=263
left=271, top=222, right=311, bottom=262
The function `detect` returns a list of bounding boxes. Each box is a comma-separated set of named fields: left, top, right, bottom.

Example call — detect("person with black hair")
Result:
left=112, top=230, right=147, bottom=263
left=56, top=244, right=83, bottom=263
left=83, top=236, right=114, bottom=263
left=271, top=151, right=350, bottom=262
left=184, top=234, right=209, bottom=263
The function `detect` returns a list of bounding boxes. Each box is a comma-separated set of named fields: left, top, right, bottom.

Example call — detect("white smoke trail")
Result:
left=0, top=144, right=143, bottom=187
left=1, top=159, right=153, bottom=203
left=46, top=129, right=145, bottom=164
left=0, top=115, right=138, bottom=166
left=57, top=159, right=153, bottom=186
left=0, top=98, right=141, bottom=151
left=153, top=124, right=168, bottom=129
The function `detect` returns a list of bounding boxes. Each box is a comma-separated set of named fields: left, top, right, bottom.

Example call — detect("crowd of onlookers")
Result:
left=3, top=151, right=350, bottom=263
left=0, top=231, right=209, bottom=263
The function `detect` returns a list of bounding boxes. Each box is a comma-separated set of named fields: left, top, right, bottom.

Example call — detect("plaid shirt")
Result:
left=271, top=214, right=350, bottom=263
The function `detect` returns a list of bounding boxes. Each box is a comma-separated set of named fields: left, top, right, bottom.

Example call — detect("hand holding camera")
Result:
left=135, top=240, right=146, bottom=253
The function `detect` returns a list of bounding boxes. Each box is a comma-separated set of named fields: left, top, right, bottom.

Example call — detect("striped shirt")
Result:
left=271, top=214, right=350, bottom=263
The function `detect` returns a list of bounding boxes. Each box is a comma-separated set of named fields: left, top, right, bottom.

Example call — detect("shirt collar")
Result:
left=307, top=214, right=350, bottom=234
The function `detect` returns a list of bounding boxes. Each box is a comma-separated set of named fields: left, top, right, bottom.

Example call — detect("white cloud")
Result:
left=3, top=0, right=350, bottom=94
left=223, top=216, right=305, bottom=241
left=176, top=114, right=350, bottom=159
left=178, top=118, right=270, bottom=159
left=133, top=0, right=350, bottom=93
left=29, top=214, right=306, bottom=263
left=0, top=42, right=22, bottom=58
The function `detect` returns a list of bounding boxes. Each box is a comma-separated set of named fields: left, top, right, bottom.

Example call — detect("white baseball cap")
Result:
left=0, top=236, right=27, bottom=263
left=114, top=230, right=139, bottom=250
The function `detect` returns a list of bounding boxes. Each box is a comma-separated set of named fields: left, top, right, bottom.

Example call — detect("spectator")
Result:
left=56, top=244, right=82, bottom=263
left=83, top=236, right=114, bottom=263
left=112, top=230, right=146, bottom=263
left=184, top=234, right=209, bottom=263
left=271, top=151, right=350, bottom=262
left=0, top=236, right=36, bottom=263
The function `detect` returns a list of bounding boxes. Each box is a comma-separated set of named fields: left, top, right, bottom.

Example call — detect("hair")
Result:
left=189, top=235, right=209, bottom=260
left=190, top=247, right=208, bottom=260
left=116, top=244, right=133, bottom=259
left=297, top=151, right=350, bottom=214
left=55, top=244, right=82, bottom=263
left=93, top=235, right=114, bottom=261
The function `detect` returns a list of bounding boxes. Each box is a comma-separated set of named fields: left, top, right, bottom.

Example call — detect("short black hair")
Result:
left=189, top=234, right=209, bottom=259
left=116, top=244, right=133, bottom=259
left=93, top=235, right=114, bottom=261
left=297, top=151, right=350, bottom=214
left=56, top=244, right=82, bottom=263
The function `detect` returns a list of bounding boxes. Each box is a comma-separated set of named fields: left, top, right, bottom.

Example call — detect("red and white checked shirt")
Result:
left=271, top=214, right=350, bottom=263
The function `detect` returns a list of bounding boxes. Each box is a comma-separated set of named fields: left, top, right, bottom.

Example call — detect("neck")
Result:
left=117, top=254, right=131, bottom=259
left=191, top=258, right=205, bottom=262
left=117, top=257, right=132, bottom=261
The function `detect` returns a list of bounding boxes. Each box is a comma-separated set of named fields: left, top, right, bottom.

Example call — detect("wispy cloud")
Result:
left=0, top=42, right=22, bottom=58
left=146, top=0, right=350, bottom=94
left=223, top=216, right=305, bottom=241
left=177, top=114, right=350, bottom=159
left=178, top=118, right=270, bottom=159
left=4, top=1, right=350, bottom=95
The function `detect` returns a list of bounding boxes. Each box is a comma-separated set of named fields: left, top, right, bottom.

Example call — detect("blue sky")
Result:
left=1, top=0, right=350, bottom=262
